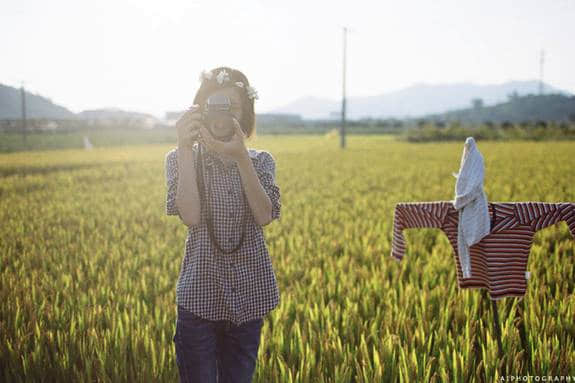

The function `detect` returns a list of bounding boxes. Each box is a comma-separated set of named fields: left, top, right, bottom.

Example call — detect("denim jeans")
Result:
left=174, top=305, right=264, bottom=383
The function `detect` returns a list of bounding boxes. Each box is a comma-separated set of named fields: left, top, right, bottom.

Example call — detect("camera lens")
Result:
left=204, top=94, right=235, bottom=142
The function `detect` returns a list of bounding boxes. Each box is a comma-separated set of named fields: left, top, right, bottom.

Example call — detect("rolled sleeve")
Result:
left=165, top=149, right=180, bottom=216
left=254, top=151, right=281, bottom=222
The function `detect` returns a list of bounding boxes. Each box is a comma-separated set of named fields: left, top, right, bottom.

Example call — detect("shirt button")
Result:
left=232, top=288, right=237, bottom=293
left=228, top=188, right=234, bottom=195
left=228, top=237, right=233, bottom=243
left=228, top=212, right=234, bottom=218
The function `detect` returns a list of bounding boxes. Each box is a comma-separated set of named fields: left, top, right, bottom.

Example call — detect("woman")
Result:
left=164, top=66, right=282, bottom=383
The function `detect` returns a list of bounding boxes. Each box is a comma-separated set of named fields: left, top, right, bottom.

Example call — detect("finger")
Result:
left=197, top=133, right=206, bottom=147
left=198, top=126, right=209, bottom=143
left=189, top=127, right=200, bottom=141
left=201, top=126, right=225, bottom=152
left=190, top=121, right=203, bottom=132
left=199, top=127, right=216, bottom=150
left=179, top=113, right=196, bottom=128
left=189, top=112, right=203, bottom=121
left=232, top=119, right=245, bottom=138
left=182, top=105, right=202, bottom=121
left=182, top=111, right=201, bottom=122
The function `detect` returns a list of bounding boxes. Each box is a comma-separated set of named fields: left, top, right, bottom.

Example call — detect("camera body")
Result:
left=201, top=94, right=236, bottom=142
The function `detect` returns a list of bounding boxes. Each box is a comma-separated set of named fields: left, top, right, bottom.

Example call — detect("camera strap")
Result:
left=196, top=143, right=248, bottom=255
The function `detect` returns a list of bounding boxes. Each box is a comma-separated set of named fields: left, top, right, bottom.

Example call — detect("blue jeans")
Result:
left=173, top=305, right=264, bottom=383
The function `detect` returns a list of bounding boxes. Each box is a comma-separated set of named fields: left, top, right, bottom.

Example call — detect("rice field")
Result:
left=1, top=134, right=574, bottom=382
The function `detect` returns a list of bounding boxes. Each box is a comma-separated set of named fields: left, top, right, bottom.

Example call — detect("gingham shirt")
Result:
left=391, top=201, right=575, bottom=300
left=164, top=143, right=281, bottom=325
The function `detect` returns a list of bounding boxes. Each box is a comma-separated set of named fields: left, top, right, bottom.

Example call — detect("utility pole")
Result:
left=539, top=49, right=545, bottom=95
left=21, top=81, right=27, bottom=144
left=340, top=26, right=347, bottom=149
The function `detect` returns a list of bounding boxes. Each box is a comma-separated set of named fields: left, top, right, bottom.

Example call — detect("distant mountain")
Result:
left=425, top=93, right=575, bottom=123
left=0, top=84, right=159, bottom=125
left=3, top=80, right=572, bottom=123
left=78, top=108, right=157, bottom=121
left=270, top=96, right=340, bottom=120
left=271, top=80, right=571, bottom=120
left=0, top=83, right=77, bottom=119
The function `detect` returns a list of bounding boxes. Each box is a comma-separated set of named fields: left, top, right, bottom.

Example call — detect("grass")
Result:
left=1, top=135, right=574, bottom=382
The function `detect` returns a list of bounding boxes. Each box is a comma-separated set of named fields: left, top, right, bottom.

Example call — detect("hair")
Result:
left=193, top=66, right=256, bottom=139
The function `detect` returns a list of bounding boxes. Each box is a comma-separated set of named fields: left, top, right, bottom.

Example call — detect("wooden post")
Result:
left=340, top=26, right=347, bottom=149
left=21, top=82, right=27, bottom=145
left=514, top=298, right=531, bottom=369
left=491, top=299, right=504, bottom=358
left=469, top=291, right=487, bottom=382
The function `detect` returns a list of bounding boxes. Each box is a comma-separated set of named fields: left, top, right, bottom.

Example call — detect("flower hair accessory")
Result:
left=215, top=69, right=230, bottom=85
left=199, top=70, right=213, bottom=82
left=234, top=81, right=259, bottom=100
left=245, top=85, right=259, bottom=100
left=198, top=69, right=259, bottom=100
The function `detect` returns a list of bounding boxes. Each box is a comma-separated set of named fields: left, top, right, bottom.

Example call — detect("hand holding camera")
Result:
left=176, top=105, right=203, bottom=150
left=199, top=117, right=247, bottom=162
left=176, top=94, right=247, bottom=161
left=198, top=93, right=248, bottom=161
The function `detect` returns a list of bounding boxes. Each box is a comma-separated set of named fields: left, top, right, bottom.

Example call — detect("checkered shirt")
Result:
left=164, top=143, right=281, bottom=325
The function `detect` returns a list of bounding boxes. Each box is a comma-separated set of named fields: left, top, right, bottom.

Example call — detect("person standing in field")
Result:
left=164, top=66, right=282, bottom=383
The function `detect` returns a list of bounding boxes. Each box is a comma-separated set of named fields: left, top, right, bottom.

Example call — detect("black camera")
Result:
left=201, top=94, right=236, bottom=142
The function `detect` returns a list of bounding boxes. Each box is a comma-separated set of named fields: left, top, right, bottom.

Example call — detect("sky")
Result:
left=2, top=0, right=574, bottom=118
